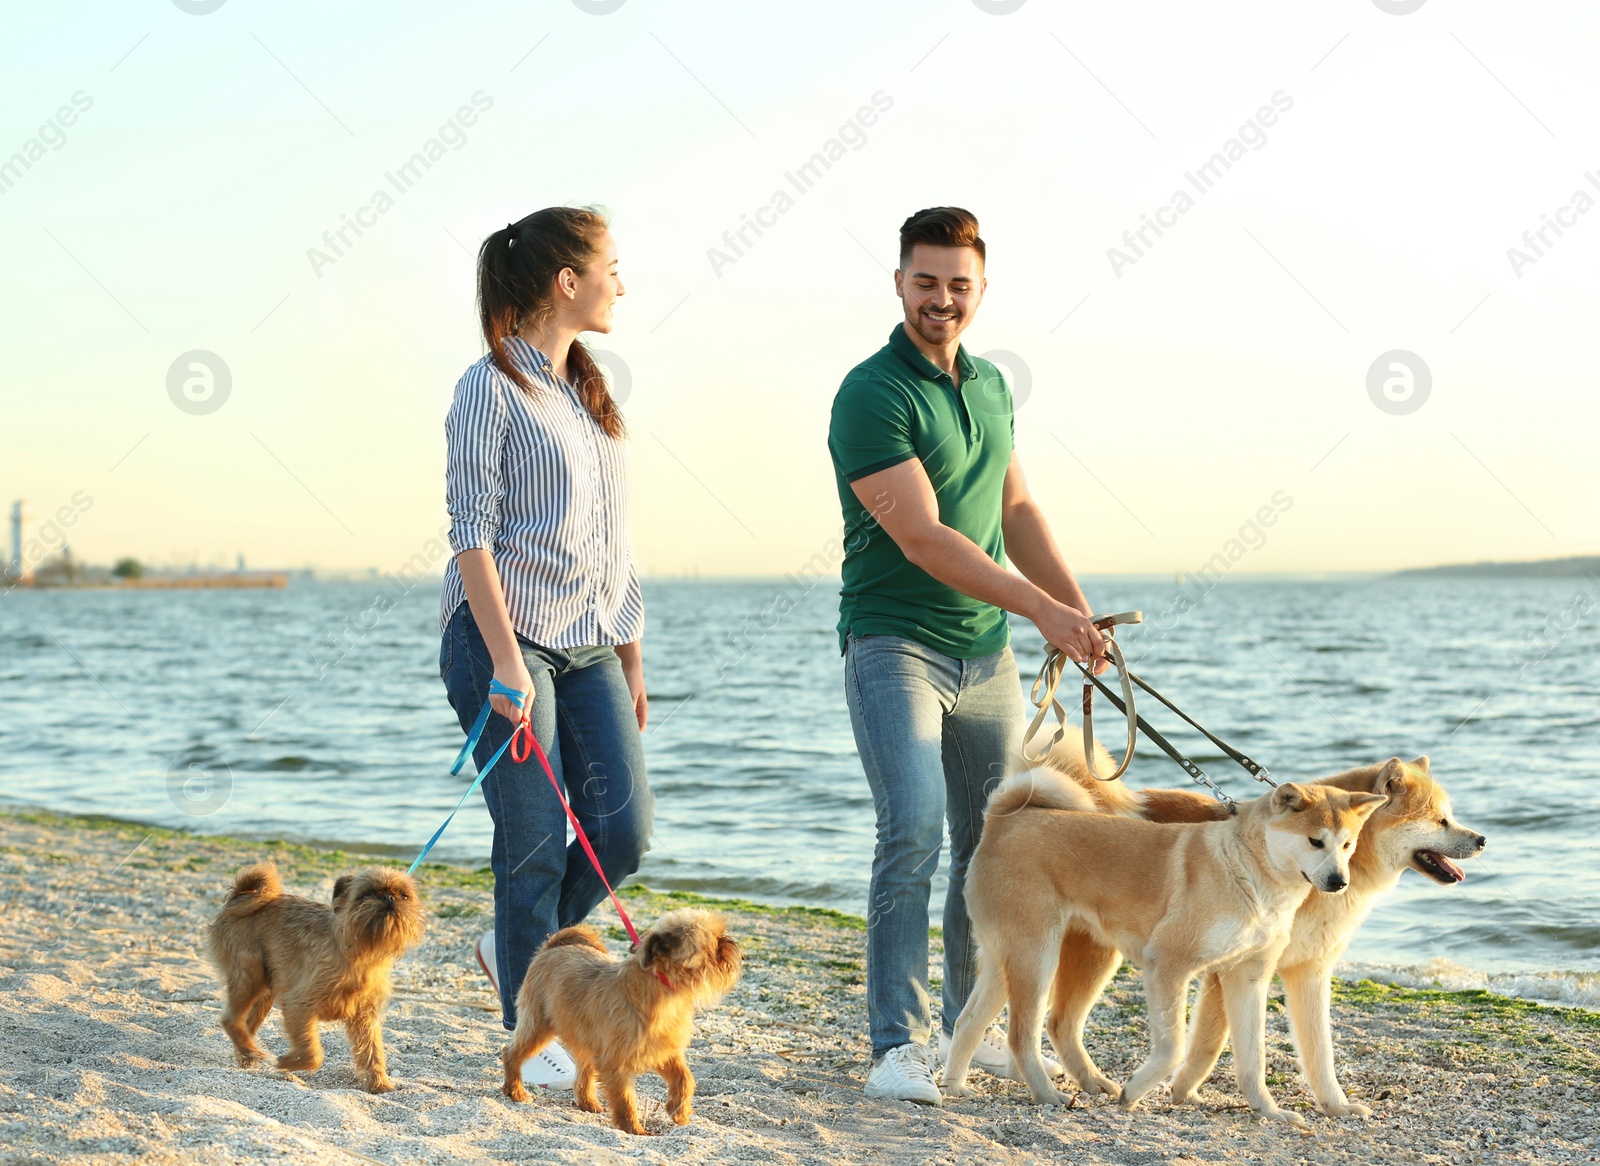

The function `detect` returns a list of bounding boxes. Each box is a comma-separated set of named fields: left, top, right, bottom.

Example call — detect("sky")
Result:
left=1, top=0, right=1596, bottom=578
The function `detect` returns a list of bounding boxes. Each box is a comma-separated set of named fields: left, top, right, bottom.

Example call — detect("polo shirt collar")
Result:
left=888, top=324, right=977, bottom=387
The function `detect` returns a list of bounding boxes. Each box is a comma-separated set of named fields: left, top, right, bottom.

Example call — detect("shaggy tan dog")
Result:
left=501, top=908, right=742, bottom=1135
left=208, top=863, right=425, bottom=1092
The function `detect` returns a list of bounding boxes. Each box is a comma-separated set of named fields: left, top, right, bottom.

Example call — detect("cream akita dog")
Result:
left=1039, top=738, right=1487, bottom=1117
left=943, top=767, right=1384, bottom=1124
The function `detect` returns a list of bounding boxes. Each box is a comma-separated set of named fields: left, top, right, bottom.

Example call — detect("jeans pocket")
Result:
left=439, top=614, right=456, bottom=682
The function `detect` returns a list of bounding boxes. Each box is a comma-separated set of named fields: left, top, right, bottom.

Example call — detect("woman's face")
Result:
left=570, top=231, right=624, bottom=334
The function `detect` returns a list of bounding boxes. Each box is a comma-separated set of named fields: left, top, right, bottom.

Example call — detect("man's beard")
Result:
left=905, top=304, right=964, bottom=347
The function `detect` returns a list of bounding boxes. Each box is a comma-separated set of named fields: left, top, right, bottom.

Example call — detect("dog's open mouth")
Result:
left=1413, top=850, right=1466, bottom=884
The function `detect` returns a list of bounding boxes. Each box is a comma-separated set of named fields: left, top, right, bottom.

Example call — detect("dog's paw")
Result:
left=1319, top=1099, right=1372, bottom=1119
left=1079, top=1075, right=1121, bottom=1100
left=1254, top=1105, right=1309, bottom=1127
left=942, top=1080, right=976, bottom=1099
left=503, top=1082, right=530, bottom=1104
left=671, top=1104, right=693, bottom=1126
left=574, top=1092, right=603, bottom=1114
left=1031, top=1087, right=1076, bottom=1107
left=365, top=1075, right=395, bottom=1094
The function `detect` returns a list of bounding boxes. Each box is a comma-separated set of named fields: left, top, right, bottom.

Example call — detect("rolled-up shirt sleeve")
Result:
left=829, top=374, right=917, bottom=483
left=444, top=364, right=509, bottom=555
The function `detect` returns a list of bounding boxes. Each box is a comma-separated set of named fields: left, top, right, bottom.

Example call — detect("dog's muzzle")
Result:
left=1413, top=850, right=1467, bottom=884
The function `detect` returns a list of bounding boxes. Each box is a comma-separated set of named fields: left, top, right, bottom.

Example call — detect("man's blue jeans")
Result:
left=843, top=632, right=1023, bottom=1058
left=441, top=601, right=654, bottom=1029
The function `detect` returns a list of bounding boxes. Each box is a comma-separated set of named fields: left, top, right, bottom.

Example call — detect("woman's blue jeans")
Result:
left=440, top=601, right=654, bottom=1029
left=843, top=632, right=1023, bottom=1058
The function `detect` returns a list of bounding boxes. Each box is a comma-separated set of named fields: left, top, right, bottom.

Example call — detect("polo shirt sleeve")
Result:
left=829, top=374, right=917, bottom=483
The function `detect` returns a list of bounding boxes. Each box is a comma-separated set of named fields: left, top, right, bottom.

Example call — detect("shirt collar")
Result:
left=502, top=334, right=558, bottom=378
left=888, top=324, right=977, bottom=387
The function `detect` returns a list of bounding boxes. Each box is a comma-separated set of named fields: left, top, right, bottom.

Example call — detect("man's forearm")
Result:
left=901, top=523, right=1053, bottom=621
left=1003, top=501, right=1093, bottom=615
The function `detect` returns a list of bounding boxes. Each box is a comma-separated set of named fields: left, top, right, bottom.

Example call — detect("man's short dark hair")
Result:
left=898, top=206, right=985, bottom=270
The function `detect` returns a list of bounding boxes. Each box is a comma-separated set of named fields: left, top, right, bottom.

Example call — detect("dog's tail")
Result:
left=985, top=765, right=1097, bottom=818
left=542, top=926, right=606, bottom=954
left=216, top=862, right=282, bottom=921
left=1037, top=732, right=1145, bottom=817
left=1042, top=727, right=1234, bottom=824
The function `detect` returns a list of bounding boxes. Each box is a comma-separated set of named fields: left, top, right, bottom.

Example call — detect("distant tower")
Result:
left=8, top=500, right=23, bottom=579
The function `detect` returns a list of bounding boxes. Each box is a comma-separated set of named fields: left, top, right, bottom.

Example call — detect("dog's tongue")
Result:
left=1423, top=851, right=1466, bottom=882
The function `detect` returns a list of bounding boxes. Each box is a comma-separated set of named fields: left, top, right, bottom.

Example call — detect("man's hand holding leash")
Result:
left=1031, top=599, right=1108, bottom=675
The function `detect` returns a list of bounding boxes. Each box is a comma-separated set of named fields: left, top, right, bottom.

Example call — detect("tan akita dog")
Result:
left=1041, top=737, right=1486, bottom=1117
left=942, top=766, right=1384, bottom=1124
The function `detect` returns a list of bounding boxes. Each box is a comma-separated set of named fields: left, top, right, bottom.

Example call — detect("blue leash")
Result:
left=408, top=679, right=527, bottom=875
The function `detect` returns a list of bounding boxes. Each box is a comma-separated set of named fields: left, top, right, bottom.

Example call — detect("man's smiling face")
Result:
left=895, top=243, right=986, bottom=350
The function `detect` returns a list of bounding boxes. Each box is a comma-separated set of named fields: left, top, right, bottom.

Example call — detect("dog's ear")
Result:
left=1346, top=792, right=1387, bottom=819
left=1375, top=757, right=1410, bottom=798
left=1271, top=783, right=1310, bottom=813
left=639, top=930, right=671, bottom=971
left=1410, top=754, right=1430, bottom=773
left=332, top=874, right=354, bottom=906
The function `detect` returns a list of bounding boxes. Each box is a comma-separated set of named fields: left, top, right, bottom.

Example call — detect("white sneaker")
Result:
left=519, top=1039, right=577, bottom=1090
left=939, top=1026, right=1065, bottom=1083
left=475, top=930, right=499, bottom=994
left=864, top=1043, right=942, bottom=1106
left=475, top=930, right=576, bottom=1091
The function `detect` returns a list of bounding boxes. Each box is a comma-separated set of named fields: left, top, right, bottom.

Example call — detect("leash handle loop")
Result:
left=1079, top=613, right=1141, bottom=783
left=1021, top=611, right=1143, bottom=779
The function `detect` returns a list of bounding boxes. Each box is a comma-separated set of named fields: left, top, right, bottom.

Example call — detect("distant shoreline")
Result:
left=7, top=562, right=1596, bottom=588
left=1389, top=554, right=1600, bottom=579
left=5, top=572, right=288, bottom=590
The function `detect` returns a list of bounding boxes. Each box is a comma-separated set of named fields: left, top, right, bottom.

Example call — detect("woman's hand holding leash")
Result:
left=490, top=660, right=534, bottom=727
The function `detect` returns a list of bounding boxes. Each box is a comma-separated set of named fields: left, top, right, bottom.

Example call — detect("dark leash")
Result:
left=1022, top=611, right=1276, bottom=810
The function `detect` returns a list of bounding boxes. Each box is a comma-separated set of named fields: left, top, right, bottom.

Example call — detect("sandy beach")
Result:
left=1, top=806, right=1596, bottom=1166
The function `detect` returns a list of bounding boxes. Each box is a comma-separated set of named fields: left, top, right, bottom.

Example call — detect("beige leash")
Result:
left=1021, top=611, right=1144, bottom=779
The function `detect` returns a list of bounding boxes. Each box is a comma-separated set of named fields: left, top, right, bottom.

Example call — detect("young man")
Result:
left=828, top=207, right=1106, bottom=1104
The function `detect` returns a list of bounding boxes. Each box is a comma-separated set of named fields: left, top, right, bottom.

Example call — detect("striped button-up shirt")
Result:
left=440, top=335, right=644, bottom=648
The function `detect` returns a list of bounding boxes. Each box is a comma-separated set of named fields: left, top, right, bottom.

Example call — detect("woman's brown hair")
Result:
left=477, top=206, right=625, bottom=438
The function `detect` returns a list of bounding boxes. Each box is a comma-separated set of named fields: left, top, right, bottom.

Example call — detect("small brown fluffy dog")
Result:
left=501, top=908, right=741, bottom=1135
left=207, top=862, right=425, bottom=1092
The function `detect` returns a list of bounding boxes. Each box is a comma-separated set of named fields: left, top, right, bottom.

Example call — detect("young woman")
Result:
left=439, top=206, right=652, bottom=1089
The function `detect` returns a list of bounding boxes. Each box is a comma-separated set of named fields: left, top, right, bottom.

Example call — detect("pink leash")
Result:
left=511, top=717, right=672, bottom=990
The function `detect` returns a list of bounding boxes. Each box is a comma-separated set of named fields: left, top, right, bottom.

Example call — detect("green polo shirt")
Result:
left=828, top=324, right=1015, bottom=658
